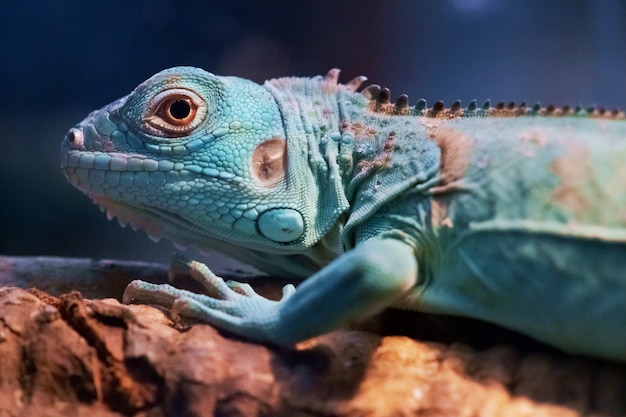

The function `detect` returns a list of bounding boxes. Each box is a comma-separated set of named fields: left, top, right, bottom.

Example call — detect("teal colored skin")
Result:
left=61, top=67, right=626, bottom=361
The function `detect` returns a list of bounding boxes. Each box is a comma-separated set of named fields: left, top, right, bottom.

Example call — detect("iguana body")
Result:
left=61, top=67, right=626, bottom=361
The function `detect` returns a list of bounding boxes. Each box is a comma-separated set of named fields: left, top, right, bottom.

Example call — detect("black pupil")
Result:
left=169, top=99, right=191, bottom=120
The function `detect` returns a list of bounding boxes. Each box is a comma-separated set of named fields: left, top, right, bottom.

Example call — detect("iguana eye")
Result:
left=161, top=97, right=193, bottom=122
left=143, top=88, right=207, bottom=137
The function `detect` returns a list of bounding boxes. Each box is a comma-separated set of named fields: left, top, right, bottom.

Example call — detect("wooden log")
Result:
left=0, top=256, right=624, bottom=416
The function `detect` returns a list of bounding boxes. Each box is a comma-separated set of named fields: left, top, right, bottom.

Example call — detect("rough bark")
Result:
left=0, top=255, right=624, bottom=417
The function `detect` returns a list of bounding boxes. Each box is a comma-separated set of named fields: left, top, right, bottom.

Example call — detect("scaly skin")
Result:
left=61, top=67, right=626, bottom=361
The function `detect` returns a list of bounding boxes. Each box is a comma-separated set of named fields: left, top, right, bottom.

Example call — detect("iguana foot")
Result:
left=122, top=254, right=296, bottom=344
left=167, top=252, right=295, bottom=299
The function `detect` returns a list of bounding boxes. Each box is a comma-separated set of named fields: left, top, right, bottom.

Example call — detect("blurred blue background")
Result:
left=1, top=1, right=625, bottom=268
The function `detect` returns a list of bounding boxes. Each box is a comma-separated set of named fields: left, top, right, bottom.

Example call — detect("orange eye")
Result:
left=156, top=96, right=196, bottom=125
left=143, top=89, right=207, bottom=137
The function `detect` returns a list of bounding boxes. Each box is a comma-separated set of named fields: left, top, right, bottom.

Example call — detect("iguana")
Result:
left=60, top=67, right=626, bottom=361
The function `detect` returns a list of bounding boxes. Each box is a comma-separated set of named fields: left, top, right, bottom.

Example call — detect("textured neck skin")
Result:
left=264, top=72, right=447, bottom=251
left=261, top=75, right=352, bottom=260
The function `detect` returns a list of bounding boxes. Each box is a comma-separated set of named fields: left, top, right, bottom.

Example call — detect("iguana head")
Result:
left=60, top=67, right=349, bottom=256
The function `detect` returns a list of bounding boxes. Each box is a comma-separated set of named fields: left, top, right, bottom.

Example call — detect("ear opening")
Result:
left=252, top=137, right=287, bottom=187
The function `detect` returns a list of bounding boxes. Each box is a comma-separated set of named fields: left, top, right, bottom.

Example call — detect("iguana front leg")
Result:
left=123, top=238, right=417, bottom=345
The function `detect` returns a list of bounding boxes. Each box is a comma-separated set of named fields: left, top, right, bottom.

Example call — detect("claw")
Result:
left=167, top=253, right=234, bottom=299
left=123, top=280, right=184, bottom=307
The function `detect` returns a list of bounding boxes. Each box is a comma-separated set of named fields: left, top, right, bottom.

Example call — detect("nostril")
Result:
left=66, top=128, right=84, bottom=148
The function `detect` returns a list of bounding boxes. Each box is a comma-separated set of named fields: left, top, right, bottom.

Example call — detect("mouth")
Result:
left=60, top=136, right=208, bottom=247
left=87, top=193, right=214, bottom=249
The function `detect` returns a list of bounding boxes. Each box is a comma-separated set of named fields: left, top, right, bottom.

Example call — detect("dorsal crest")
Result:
left=322, top=68, right=626, bottom=120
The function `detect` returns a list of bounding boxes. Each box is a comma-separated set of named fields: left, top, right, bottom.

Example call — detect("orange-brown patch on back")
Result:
left=426, top=123, right=475, bottom=190
left=341, top=121, right=378, bottom=140
left=549, top=144, right=594, bottom=219
left=356, top=131, right=397, bottom=173
left=374, top=131, right=396, bottom=168
left=252, top=138, right=287, bottom=187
